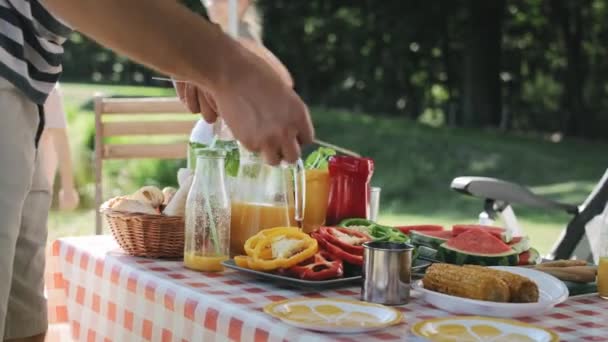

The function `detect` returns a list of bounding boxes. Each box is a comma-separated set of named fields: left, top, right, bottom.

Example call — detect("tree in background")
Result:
left=60, top=0, right=608, bottom=140
left=461, top=0, right=505, bottom=127
left=550, top=0, right=589, bottom=137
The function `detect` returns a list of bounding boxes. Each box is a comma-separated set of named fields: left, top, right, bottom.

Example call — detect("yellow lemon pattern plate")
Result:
left=264, top=298, right=403, bottom=333
left=411, top=316, right=559, bottom=342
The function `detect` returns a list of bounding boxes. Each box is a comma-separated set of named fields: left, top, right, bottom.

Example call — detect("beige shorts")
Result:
left=0, top=77, right=51, bottom=339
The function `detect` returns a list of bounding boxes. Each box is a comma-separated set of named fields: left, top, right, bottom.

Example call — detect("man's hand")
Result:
left=177, top=58, right=313, bottom=165
left=174, top=82, right=218, bottom=124
left=194, top=41, right=313, bottom=165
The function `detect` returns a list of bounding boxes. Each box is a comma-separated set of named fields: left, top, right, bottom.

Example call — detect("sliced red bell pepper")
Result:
left=317, top=226, right=370, bottom=255
left=311, top=231, right=363, bottom=266
left=285, top=250, right=344, bottom=281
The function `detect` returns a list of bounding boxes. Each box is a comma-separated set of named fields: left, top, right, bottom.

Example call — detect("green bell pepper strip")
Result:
left=338, top=218, right=375, bottom=227
left=369, top=224, right=410, bottom=243
left=339, top=218, right=410, bottom=243
left=338, top=218, right=419, bottom=263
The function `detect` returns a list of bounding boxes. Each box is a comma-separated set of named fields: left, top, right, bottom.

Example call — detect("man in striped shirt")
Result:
left=0, top=0, right=314, bottom=340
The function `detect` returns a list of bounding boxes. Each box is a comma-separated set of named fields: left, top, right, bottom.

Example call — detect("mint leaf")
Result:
left=305, top=147, right=336, bottom=169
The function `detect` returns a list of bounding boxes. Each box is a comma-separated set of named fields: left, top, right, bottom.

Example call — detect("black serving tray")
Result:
left=222, top=259, right=432, bottom=290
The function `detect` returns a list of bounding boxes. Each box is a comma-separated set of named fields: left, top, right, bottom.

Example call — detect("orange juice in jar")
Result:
left=230, top=202, right=296, bottom=256
left=302, top=168, right=330, bottom=233
left=599, top=214, right=608, bottom=299
left=598, top=257, right=608, bottom=299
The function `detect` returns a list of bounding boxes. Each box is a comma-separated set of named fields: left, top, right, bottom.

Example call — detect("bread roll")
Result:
left=111, top=197, right=159, bottom=215
left=162, top=187, right=178, bottom=205
left=129, top=186, right=164, bottom=208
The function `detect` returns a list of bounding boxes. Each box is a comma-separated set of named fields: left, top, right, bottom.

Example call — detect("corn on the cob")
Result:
left=464, top=265, right=539, bottom=303
left=422, top=263, right=510, bottom=302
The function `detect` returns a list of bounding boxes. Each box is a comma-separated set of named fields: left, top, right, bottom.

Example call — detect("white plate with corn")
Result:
left=412, top=265, right=569, bottom=318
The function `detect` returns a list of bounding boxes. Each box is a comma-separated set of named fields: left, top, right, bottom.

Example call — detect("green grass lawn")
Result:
left=48, top=83, right=608, bottom=256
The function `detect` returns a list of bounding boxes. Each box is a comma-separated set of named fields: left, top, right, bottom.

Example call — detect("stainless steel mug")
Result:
left=361, top=241, right=413, bottom=305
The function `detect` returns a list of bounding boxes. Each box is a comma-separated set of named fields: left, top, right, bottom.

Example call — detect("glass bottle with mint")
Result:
left=184, top=147, right=231, bottom=272
left=188, top=119, right=239, bottom=196
left=188, top=119, right=214, bottom=170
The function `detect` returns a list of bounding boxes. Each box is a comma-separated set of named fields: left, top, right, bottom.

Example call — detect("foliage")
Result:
left=304, top=147, right=336, bottom=170
left=60, top=0, right=608, bottom=138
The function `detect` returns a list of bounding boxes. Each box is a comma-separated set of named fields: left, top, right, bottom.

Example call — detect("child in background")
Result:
left=179, top=0, right=294, bottom=140
left=207, top=0, right=293, bottom=138
left=40, top=84, right=80, bottom=211
left=203, top=0, right=293, bottom=87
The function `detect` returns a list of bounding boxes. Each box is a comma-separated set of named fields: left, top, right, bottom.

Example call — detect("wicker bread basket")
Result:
left=101, top=197, right=184, bottom=258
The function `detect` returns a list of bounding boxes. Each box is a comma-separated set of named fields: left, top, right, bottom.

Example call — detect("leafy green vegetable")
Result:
left=339, top=218, right=410, bottom=243
left=305, top=147, right=336, bottom=169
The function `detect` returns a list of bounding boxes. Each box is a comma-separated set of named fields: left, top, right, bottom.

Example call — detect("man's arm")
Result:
left=42, top=0, right=236, bottom=89
left=42, top=0, right=314, bottom=164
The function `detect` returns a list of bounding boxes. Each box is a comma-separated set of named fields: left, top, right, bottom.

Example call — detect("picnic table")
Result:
left=46, top=236, right=608, bottom=341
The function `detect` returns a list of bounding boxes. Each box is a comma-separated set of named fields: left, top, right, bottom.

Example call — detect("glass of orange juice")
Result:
left=302, top=169, right=330, bottom=233
left=598, top=227, right=608, bottom=299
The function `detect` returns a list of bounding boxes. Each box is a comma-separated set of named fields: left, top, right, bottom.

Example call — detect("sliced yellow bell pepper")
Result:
left=234, top=255, right=252, bottom=269
left=244, top=227, right=302, bottom=257
left=248, top=230, right=318, bottom=271
left=244, top=227, right=297, bottom=256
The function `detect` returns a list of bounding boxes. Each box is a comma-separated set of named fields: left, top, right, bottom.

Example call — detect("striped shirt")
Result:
left=0, top=0, right=71, bottom=104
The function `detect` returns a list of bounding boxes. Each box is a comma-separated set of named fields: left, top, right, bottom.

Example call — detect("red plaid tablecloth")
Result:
left=45, top=236, right=608, bottom=342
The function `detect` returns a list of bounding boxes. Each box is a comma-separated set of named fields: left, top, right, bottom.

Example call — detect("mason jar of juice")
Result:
left=184, top=148, right=231, bottom=272
left=598, top=210, right=608, bottom=299
left=229, top=144, right=304, bottom=256
left=302, top=168, right=330, bottom=233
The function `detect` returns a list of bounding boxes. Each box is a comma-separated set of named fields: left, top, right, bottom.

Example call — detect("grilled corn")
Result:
left=464, top=265, right=539, bottom=303
left=422, top=263, right=510, bottom=302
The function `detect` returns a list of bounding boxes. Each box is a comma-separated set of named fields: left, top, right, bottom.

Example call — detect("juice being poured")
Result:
left=230, top=202, right=296, bottom=256
left=598, top=257, right=608, bottom=299
left=302, top=169, right=330, bottom=233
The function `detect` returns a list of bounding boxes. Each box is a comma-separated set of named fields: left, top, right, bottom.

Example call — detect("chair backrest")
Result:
left=550, top=168, right=608, bottom=262
left=94, top=95, right=195, bottom=234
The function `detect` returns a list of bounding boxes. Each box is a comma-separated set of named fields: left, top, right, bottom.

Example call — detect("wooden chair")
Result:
left=94, top=96, right=195, bottom=234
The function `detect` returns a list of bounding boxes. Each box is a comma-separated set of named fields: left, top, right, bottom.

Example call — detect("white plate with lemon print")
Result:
left=263, top=298, right=403, bottom=333
left=411, top=316, right=559, bottom=342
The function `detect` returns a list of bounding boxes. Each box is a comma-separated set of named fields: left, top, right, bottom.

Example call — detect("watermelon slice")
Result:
left=508, top=236, right=530, bottom=254
left=518, top=248, right=541, bottom=265
left=410, top=230, right=454, bottom=250
left=438, top=228, right=519, bottom=266
left=396, top=225, right=444, bottom=235
left=452, top=224, right=513, bottom=243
